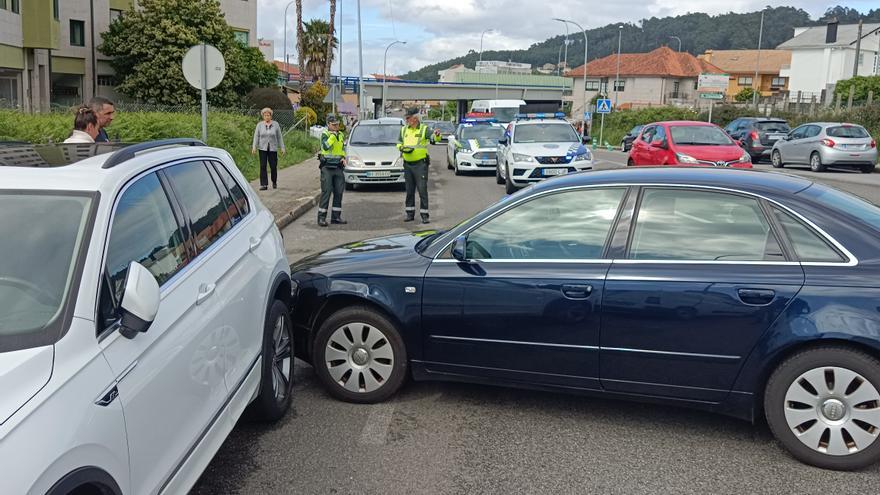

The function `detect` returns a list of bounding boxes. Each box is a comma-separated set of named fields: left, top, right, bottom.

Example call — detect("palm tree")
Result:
left=296, top=0, right=305, bottom=91
left=325, top=0, right=337, bottom=83
left=301, top=19, right=337, bottom=82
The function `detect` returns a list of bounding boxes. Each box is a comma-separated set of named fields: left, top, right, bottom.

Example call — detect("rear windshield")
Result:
left=669, top=125, right=734, bottom=146
left=755, top=121, right=790, bottom=133
left=0, top=192, right=92, bottom=347
left=826, top=126, right=870, bottom=138
left=349, top=124, right=401, bottom=146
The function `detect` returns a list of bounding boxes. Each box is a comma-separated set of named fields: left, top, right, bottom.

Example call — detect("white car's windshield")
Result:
left=670, top=125, right=735, bottom=146
left=349, top=124, right=401, bottom=146
left=0, top=192, right=91, bottom=341
left=461, top=126, right=504, bottom=140
left=514, top=123, right=579, bottom=143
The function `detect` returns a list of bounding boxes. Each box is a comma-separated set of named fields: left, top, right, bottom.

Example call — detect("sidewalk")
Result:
left=250, top=157, right=321, bottom=229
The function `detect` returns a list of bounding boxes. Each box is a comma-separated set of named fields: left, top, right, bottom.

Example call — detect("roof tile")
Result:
left=566, top=46, right=724, bottom=78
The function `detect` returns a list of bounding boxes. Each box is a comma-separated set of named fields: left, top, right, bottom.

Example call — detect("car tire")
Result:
left=771, top=150, right=784, bottom=168
left=312, top=306, right=407, bottom=404
left=495, top=165, right=504, bottom=184
left=447, top=153, right=453, bottom=170
left=627, top=158, right=635, bottom=167
left=764, top=346, right=880, bottom=471
left=248, top=299, right=294, bottom=421
left=505, top=167, right=518, bottom=195
left=861, top=164, right=875, bottom=174
left=810, top=152, right=827, bottom=172
left=454, top=161, right=462, bottom=176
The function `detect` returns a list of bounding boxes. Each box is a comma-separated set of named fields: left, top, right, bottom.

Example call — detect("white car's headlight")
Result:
left=512, top=152, right=535, bottom=163
left=348, top=156, right=365, bottom=167
left=675, top=153, right=699, bottom=164
left=574, top=150, right=592, bottom=162
left=738, top=151, right=751, bottom=163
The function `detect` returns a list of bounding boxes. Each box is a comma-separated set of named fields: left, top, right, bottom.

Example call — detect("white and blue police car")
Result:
left=446, top=118, right=506, bottom=176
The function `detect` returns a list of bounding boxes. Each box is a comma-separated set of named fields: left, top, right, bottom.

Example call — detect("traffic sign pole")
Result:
left=708, top=99, right=714, bottom=124
left=599, top=113, right=605, bottom=150
left=201, top=44, right=208, bottom=142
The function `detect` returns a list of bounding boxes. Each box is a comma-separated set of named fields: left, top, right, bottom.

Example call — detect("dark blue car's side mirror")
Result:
left=452, top=235, right=468, bottom=262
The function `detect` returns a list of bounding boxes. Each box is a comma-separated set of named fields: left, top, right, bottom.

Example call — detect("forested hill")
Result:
left=400, top=6, right=880, bottom=82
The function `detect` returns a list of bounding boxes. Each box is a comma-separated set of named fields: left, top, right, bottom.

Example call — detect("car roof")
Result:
left=529, top=167, right=813, bottom=197
left=652, top=120, right=719, bottom=127
left=513, top=119, right=569, bottom=125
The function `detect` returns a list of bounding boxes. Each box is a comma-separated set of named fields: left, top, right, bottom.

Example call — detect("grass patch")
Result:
left=0, top=109, right=319, bottom=181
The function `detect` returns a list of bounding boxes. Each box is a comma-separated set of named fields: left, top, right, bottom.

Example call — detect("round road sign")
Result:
left=182, top=44, right=226, bottom=90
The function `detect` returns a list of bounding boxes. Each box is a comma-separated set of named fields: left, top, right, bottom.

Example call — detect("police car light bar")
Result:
left=460, top=117, right=498, bottom=124
left=515, top=112, right=567, bottom=120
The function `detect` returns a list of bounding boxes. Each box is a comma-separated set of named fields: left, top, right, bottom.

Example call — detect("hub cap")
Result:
left=272, top=314, right=292, bottom=401
left=325, top=323, right=394, bottom=393
left=784, top=366, right=880, bottom=456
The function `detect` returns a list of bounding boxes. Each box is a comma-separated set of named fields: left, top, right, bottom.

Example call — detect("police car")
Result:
left=446, top=118, right=506, bottom=176
left=496, top=112, right=593, bottom=194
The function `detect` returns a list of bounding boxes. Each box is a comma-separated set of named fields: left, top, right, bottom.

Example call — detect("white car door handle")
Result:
left=197, top=283, right=216, bottom=305
left=249, top=236, right=263, bottom=252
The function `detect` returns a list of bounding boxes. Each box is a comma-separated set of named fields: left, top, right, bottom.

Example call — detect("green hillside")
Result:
left=401, top=6, right=880, bottom=82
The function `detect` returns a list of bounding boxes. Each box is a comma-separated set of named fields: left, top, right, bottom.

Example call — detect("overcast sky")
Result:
left=255, top=0, right=876, bottom=76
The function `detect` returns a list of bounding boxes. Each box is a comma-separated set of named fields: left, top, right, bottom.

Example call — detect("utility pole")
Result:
left=853, top=20, right=864, bottom=78
left=357, top=0, right=365, bottom=118
left=283, top=1, right=295, bottom=84
left=614, top=26, right=623, bottom=108
left=89, top=0, right=97, bottom=98
left=555, top=18, right=589, bottom=137
left=752, top=10, right=765, bottom=109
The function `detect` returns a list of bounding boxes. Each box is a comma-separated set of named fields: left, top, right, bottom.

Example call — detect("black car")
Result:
left=430, top=121, right=456, bottom=144
left=290, top=166, right=880, bottom=471
left=620, top=125, right=644, bottom=152
left=725, top=117, right=791, bottom=163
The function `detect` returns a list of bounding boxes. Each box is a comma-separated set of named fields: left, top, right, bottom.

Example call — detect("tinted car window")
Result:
left=213, top=162, right=251, bottom=217
left=466, top=188, right=625, bottom=260
left=653, top=125, right=667, bottom=143
left=669, top=125, right=734, bottom=145
left=630, top=188, right=783, bottom=261
left=826, top=126, right=870, bottom=138
left=164, top=161, right=232, bottom=253
left=640, top=126, right=656, bottom=142
left=207, top=162, right=242, bottom=225
left=799, top=183, right=880, bottom=233
left=773, top=207, right=844, bottom=263
left=349, top=124, right=402, bottom=145
left=514, top=123, right=579, bottom=143
left=755, top=121, right=790, bottom=133
left=790, top=126, right=807, bottom=139
left=105, top=173, right=189, bottom=305
left=804, top=125, right=822, bottom=138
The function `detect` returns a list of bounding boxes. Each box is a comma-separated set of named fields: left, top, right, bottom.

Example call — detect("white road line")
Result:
left=359, top=402, right=396, bottom=445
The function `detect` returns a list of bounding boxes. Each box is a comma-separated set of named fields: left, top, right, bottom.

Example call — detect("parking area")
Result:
left=193, top=146, right=880, bottom=493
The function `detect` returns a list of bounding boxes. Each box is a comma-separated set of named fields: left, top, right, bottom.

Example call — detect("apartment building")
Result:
left=0, top=0, right=257, bottom=112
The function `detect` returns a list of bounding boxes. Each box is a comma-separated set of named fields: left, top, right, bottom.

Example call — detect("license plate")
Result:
left=366, top=171, right=392, bottom=177
left=841, top=144, right=865, bottom=151
left=768, top=135, right=782, bottom=141
left=478, top=160, right=497, bottom=165
left=543, top=168, right=567, bottom=176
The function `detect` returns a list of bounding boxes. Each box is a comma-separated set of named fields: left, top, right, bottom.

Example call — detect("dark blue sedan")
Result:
left=290, top=167, right=880, bottom=470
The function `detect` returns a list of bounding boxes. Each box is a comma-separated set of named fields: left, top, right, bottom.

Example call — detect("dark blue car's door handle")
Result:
left=561, top=284, right=593, bottom=300
left=737, top=288, right=776, bottom=306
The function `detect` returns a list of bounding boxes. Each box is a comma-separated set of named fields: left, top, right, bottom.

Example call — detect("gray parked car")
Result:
left=343, top=119, right=405, bottom=189
left=770, top=122, right=877, bottom=173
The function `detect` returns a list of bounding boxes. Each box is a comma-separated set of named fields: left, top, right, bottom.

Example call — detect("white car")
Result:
left=446, top=120, right=506, bottom=175
left=497, top=113, right=594, bottom=194
left=0, top=139, right=294, bottom=495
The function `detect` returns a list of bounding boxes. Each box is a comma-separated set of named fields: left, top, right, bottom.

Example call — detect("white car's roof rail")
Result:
left=101, top=138, right=206, bottom=169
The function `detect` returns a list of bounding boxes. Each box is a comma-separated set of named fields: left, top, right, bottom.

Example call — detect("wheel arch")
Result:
left=45, top=467, right=122, bottom=495
left=305, top=293, right=406, bottom=363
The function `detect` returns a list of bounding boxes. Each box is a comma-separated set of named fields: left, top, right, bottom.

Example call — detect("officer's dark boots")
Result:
left=331, top=213, right=347, bottom=225
left=317, top=213, right=329, bottom=227
left=421, top=214, right=430, bottom=224
left=404, top=213, right=415, bottom=222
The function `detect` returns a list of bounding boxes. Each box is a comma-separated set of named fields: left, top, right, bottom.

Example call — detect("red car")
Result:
left=627, top=121, right=752, bottom=168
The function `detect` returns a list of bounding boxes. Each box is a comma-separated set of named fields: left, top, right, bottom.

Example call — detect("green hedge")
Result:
left=0, top=110, right=319, bottom=181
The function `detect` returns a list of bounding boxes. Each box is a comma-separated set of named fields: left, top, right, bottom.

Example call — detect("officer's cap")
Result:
left=405, top=108, right=420, bottom=118
left=326, top=115, right=339, bottom=124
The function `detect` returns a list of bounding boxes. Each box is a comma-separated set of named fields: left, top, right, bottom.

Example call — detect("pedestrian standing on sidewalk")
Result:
left=398, top=108, right=441, bottom=224
left=252, top=107, right=286, bottom=190
left=317, top=115, right=347, bottom=227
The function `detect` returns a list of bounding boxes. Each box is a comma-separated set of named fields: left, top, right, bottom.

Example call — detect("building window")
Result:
left=771, top=77, right=787, bottom=87
left=233, top=30, right=249, bottom=45
left=613, top=79, right=625, bottom=92
left=109, top=8, right=123, bottom=22
left=738, top=76, right=753, bottom=86
left=11, top=0, right=18, bottom=13
left=97, top=75, right=117, bottom=87
left=0, top=0, right=7, bottom=10
left=858, top=53, right=864, bottom=65
left=70, top=20, right=86, bottom=47
left=585, top=80, right=600, bottom=91
left=53, top=0, right=59, bottom=20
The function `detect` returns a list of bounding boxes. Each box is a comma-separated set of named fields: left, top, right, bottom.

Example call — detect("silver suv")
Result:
left=344, top=120, right=405, bottom=188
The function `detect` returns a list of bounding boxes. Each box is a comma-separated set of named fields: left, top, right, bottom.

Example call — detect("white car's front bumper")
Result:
left=456, top=151, right=498, bottom=170
left=507, top=160, right=593, bottom=185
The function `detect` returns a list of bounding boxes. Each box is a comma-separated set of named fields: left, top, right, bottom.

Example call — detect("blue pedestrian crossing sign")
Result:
left=596, top=99, right=612, bottom=114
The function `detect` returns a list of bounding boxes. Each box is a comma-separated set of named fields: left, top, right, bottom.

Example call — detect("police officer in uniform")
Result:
left=398, top=108, right=440, bottom=223
left=317, top=115, right=347, bottom=227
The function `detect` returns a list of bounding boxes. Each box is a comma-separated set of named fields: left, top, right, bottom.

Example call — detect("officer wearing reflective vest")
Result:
left=398, top=108, right=440, bottom=223
left=317, top=115, right=347, bottom=227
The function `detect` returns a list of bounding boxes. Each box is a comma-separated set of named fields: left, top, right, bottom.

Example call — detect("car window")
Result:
left=772, top=207, right=845, bottom=263
left=465, top=188, right=625, bottom=260
left=799, top=182, right=880, bottom=234
left=513, top=123, right=579, bottom=143
left=164, top=161, right=232, bottom=253
left=790, top=126, right=807, bottom=139
left=629, top=188, right=784, bottom=261
left=212, top=162, right=251, bottom=217
left=805, top=125, right=822, bottom=138
left=826, top=126, right=870, bottom=138
left=640, top=126, right=656, bottom=142
left=349, top=124, right=401, bottom=146
left=105, top=173, right=189, bottom=309
left=653, top=126, right=667, bottom=143
left=207, top=162, right=242, bottom=226
left=461, top=125, right=504, bottom=140
left=669, top=125, right=734, bottom=145
left=756, top=121, right=790, bottom=133
left=725, top=120, right=740, bottom=133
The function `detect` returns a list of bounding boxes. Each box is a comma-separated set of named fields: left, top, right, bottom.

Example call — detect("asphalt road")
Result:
left=192, top=146, right=880, bottom=494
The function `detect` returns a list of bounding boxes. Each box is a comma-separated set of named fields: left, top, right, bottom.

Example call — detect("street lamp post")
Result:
left=283, top=1, right=296, bottom=83
left=753, top=9, right=765, bottom=109
left=669, top=35, right=682, bottom=52
left=357, top=0, right=365, bottom=118
left=615, top=25, right=623, bottom=108
left=382, top=40, right=406, bottom=117
left=555, top=18, right=589, bottom=138
left=478, top=29, right=494, bottom=69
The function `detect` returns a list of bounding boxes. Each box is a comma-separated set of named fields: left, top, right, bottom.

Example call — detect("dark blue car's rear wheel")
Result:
left=765, top=347, right=880, bottom=470
left=313, top=306, right=407, bottom=403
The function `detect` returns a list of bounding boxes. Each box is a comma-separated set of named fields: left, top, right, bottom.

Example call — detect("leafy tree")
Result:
left=427, top=101, right=456, bottom=120
left=735, top=87, right=755, bottom=102
left=295, top=107, right=318, bottom=126
left=835, top=76, right=880, bottom=103
left=301, top=19, right=337, bottom=81
left=100, top=0, right=277, bottom=106
left=300, top=81, right=331, bottom=123
left=244, top=87, right=292, bottom=111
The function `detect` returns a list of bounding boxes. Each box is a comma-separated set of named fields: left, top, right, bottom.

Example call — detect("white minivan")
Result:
left=469, top=99, right=526, bottom=126
left=0, top=140, right=294, bottom=495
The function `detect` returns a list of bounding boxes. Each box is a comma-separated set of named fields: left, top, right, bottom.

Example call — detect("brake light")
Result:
left=750, top=131, right=759, bottom=140
left=820, top=138, right=836, bottom=148
left=872, top=139, right=877, bottom=149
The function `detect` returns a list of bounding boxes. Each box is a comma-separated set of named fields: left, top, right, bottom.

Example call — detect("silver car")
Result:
left=771, top=122, right=877, bottom=173
left=344, top=120, right=405, bottom=188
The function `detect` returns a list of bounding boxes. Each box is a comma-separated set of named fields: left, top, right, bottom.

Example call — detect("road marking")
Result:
left=359, top=402, right=396, bottom=445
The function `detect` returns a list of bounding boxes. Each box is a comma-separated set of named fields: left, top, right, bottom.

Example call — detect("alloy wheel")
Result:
left=324, top=322, right=394, bottom=393
left=783, top=366, right=880, bottom=456
left=271, top=314, right=292, bottom=402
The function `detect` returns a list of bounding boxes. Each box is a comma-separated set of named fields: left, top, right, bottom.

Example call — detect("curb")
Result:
left=274, top=190, right=321, bottom=230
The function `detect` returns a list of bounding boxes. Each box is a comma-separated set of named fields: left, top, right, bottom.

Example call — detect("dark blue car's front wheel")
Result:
left=765, top=346, right=880, bottom=470
left=313, top=306, right=408, bottom=403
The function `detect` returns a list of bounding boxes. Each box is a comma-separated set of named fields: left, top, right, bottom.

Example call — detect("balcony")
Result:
left=22, top=0, right=60, bottom=50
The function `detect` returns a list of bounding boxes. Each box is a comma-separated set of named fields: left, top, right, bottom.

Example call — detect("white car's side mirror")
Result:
left=119, top=261, right=160, bottom=339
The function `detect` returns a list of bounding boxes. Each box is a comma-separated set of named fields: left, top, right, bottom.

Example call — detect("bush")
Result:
left=834, top=76, right=880, bottom=104
left=295, top=107, right=318, bottom=126
left=735, top=87, right=755, bottom=103
left=0, top=109, right=319, bottom=181
left=243, top=87, right=293, bottom=112
left=300, top=82, right=331, bottom=124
